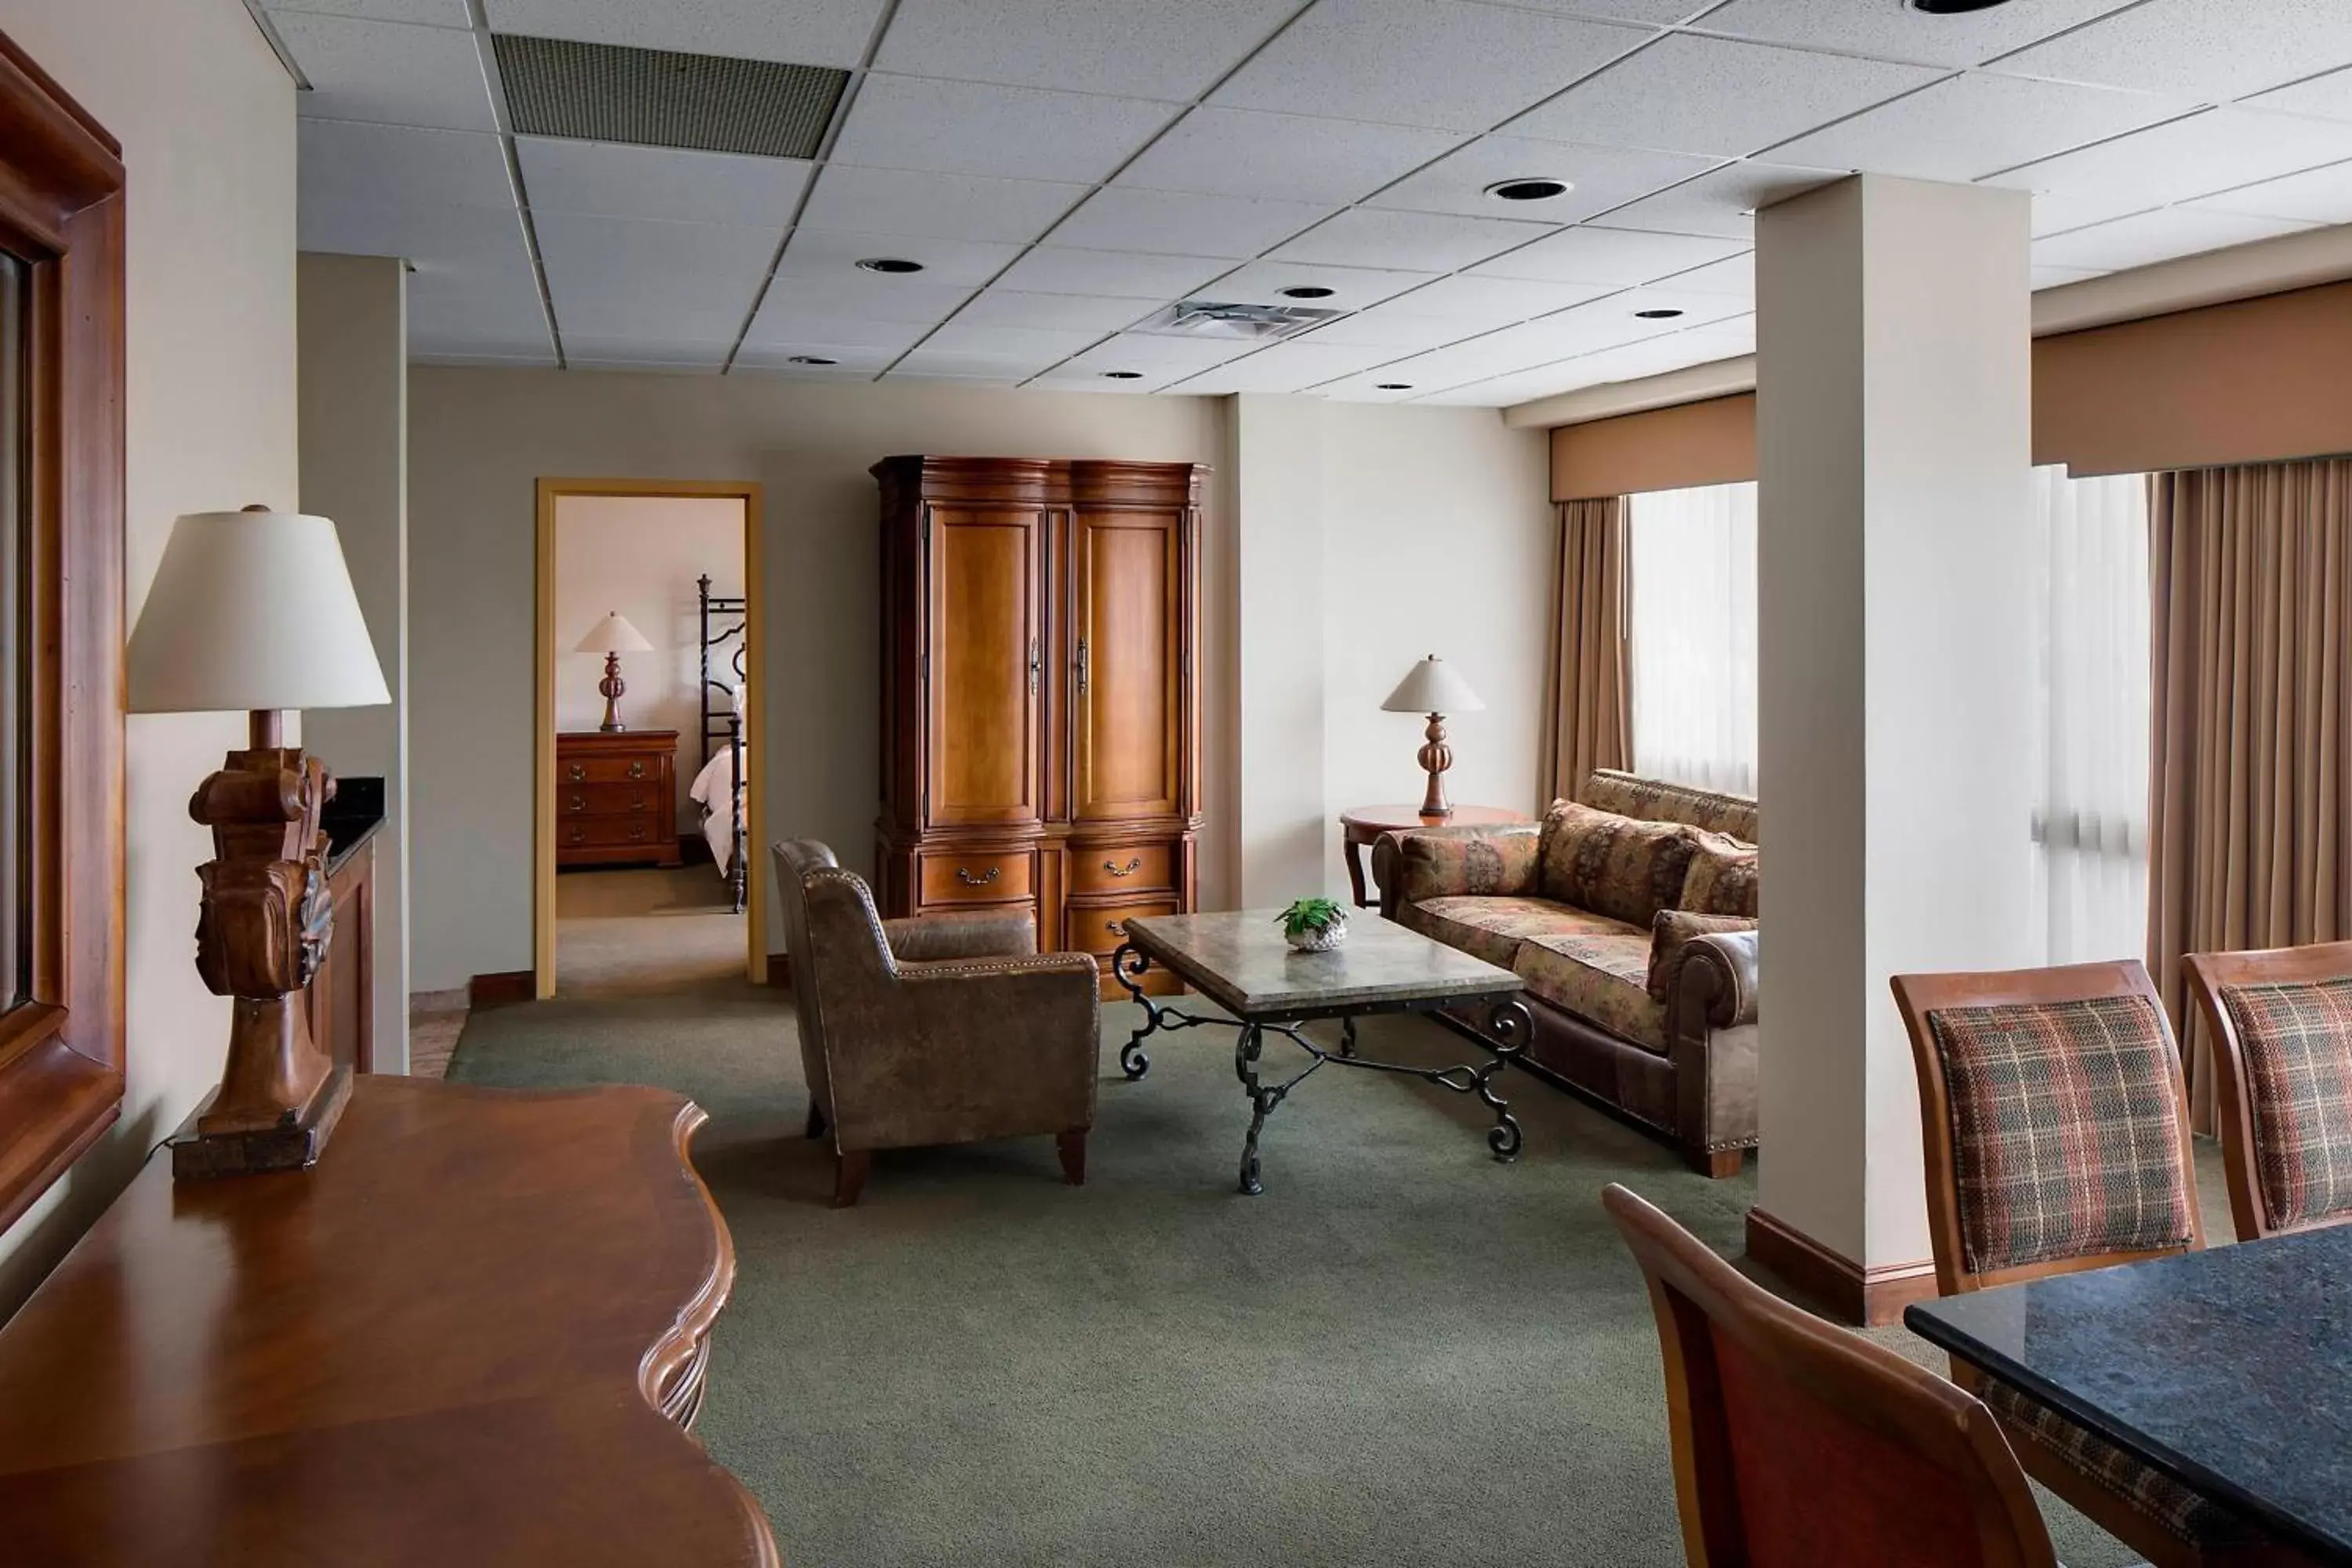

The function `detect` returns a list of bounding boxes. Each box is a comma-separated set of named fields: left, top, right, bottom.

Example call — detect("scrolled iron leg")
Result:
left=1338, top=1016, right=1358, bottom=1058
left=1111, top=943, right=1156, bottom=1080
left=1479, top=999, right=1534, bottom=1163
left=1236, top=1023, right=1269, bottom=1195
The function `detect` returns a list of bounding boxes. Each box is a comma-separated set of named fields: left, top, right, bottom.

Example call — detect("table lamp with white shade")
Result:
left=1381, top=655, right=1486, bottom=820
left=574, top=610, right=654, bottom=731
left=126, top=506, right=389, bottom=1179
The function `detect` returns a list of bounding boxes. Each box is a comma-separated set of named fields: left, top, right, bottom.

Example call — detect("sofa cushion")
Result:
left=1680, top=830, right=1759, bottom=918
left=1647, top=910, right=1758, bottom=1000
left=1515, top=929, right=1666, bottom=1053
left=1582, top=770, right=1759, bottom=841
left=1400, top=896, right=1630, bottom=971
left=1396, top=827, right=1540, bottom=906
left=1537, top=800, right=1700, bottom=929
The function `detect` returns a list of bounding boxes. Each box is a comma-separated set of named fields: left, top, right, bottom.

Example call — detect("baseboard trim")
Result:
left=766, top=952, right=792, bottom=987
left=468, top=970, right=535, bottom=1011
left=408, top=986, right=468, bottom=1014
left=1744, top=1206, right=1938, bottom=1327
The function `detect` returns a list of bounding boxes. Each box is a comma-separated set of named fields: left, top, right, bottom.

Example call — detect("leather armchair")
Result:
left=771, top=840, right=1102, bottom=1207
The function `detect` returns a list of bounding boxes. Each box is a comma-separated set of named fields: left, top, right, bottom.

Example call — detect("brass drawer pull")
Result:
left=1104, top=857, right=1142, bottom=878
left=955, top=865, right=1000, bottom=887
left=566, top=826, right=585, bottom=843
left=626, top=760, right=646, bottom=779
left=568, top=764, right=586, bottom=782
left=629, top=826, right=646, bottom=841
left=1106, top=919, right=1127, bottom=937
left=568, top=794, right=585, bottom=812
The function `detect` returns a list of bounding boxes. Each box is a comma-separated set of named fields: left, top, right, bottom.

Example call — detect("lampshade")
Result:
left=126, top=510, right=390, bottom=713
left=1381, top=655, right=1484, bottom=715
left=572, top=611, right=654, bottom=655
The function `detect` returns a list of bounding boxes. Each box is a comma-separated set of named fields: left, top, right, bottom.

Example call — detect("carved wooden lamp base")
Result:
left=599, top=652, right=628, bottom=731
left=1416, top=712, right=1454, bottom=820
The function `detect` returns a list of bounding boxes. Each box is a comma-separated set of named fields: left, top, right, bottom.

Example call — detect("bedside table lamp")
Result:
left=575, top=611, right=654, bottom=731
left=126, top=507, right=390, bottom=1179
left=1382, top=655, right=1485, bottom=820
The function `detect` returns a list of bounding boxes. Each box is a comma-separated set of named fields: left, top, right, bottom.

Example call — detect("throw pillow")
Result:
left=1396, top=828, right=1540, bottom=906
left=1681, top=829, right=1759, bottom=918
left=1537, top=800, right=1700, bottom=929
left=1646, top=909, right=1756, bottom=1000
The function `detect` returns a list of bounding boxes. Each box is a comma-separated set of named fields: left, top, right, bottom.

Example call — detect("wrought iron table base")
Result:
left=1112, top=943, right=1532, bottom=1195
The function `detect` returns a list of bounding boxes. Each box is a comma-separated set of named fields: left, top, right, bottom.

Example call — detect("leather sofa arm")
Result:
left=1371, top=822, right=1541, bottom=921
left=882, top=911, right=1037, bottom=964
left=1676, top=929, right=1758, bottom=1029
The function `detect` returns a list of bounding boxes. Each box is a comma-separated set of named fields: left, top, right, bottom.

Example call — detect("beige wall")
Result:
left=554, top=494, right=746, bottom=833
left=408, top=371, right=1230, bottom=991
left=0, top=0, right=296, bottom=1314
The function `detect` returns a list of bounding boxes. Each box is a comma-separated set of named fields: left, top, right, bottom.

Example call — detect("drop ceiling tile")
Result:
left=918, top=322, right=1105, bottom=360
left=1169, top=342, right=1410, bottom=394
left=1116, top=109, right=1464, bottom=205
left=1991, top=0, right=2352, bottom=103
left=730, top=315, right=927, bottom=353
left=1026, top=366, right=1185, bottom=394
left=266, top=0, right=470, bottom=24
left=2187, top=158, right=2352, bottom=223
left=775, top=228, right=1023, bottom=288
left=303, top=197, right=533, bottom=270
left=516, top=138, right=811, bottom=227
left=1315, top=370, right=1442, bottom=402
left=1271, top=208, right=1555, bottom=272
left=1693, top=0, right=2137, bottom=69
left=2246, top=67, right=2352, bottom=124
left=2031, top=207, right=2317, bottom=271
left=1200, top=260, right=1437, bottom=310
left=1596, top=160, right=1844, bottom=238
left=274, top=13, right=497, bottom=131
left=1050, top=187, right=1334, bottom=260
left=893, top=349, right=1063, bottom=379
left=733, top=345, right=896, bottom=374
left=2031, top=190, right=2161, bottom=237
left=830, top=75, right=1176, bottom=184
left=954, top=291, right=1155, bottom=332
left=535, top=213, right=778, bottom=341
left=798, top=165, right=1086, bottom=245
left=1987, top=108, right=2352, bottom=206
left=1356, top=335, right=1541, bottom=390
left=1769, top=74, right=2191, bottom=184
left=1374, top=272, right=1618, bottom=323
left=2031, top=263, right=2110, bottom=289
left=1491, top=287, right=1744, bottom=364
left=414, top=348, right=561, bottom=367
left=747, top=273, right=976, bottom=328
left=1654, top=252, right=1753, bottom=296
left=1367, top=136, right=1719, bottom=222
left=1210, top=0, right=1655, bottom=132
left=565, top=336, right=731, bottom=368
left=1471, top=224, right=1746, bottom=285
left=1535, top=328, right=1748, bottom=388
left=1508, top=34, right=1940, bottom=160
left=299, top=120, right=513, bottom=210
left=1289, top=310, right=1483, bottom=349
left=1062, top=335, right=1257, bottom=374
left=1503, top=0, right=1711, bottom=22
left=873, top=0, right=1307, bottom=100
left=993, top=246, right=1229, bottom=299
left=406, top=262, right=552, bottom=358
left=480, top=0, right=888, bottom=68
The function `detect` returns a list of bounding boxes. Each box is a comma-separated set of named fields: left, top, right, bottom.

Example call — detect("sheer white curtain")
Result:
left=2029, top=465, right=2151, bottom=965
left=1628, top=481, right=1758, bottom=796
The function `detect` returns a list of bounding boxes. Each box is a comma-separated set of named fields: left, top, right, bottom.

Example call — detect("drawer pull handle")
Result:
left=627, top=760, right=647, bottom=779
left=955, top=866, right=1000, bottom=887
left=567, top=827, right=585, bottom=843
left=630, top=826, right=646, bottom=841
left=568, top=764, right=586, bottom=782
left=1076, top=637, right=1090, bottom=695
left=1104, top=857, right=1142, bottom=878
left=1107, top=920, right=1127, bottom=937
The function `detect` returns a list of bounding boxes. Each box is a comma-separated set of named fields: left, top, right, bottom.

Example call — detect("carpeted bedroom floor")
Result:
left=445, top=969, right=2151, bottom=1567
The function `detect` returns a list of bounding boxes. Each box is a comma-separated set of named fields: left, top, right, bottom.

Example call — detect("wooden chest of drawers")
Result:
left=557, top=730, right=681, bottom=868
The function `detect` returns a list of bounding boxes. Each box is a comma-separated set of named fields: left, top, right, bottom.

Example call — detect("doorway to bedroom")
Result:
left=532, top=479, right=765, bottom=1000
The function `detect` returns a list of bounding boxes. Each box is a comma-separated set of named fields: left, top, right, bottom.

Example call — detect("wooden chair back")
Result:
left=2183, top=940, right=2352, bottom=1242
left=1604, top=1184, right=2056, bottom=1568
left=1890, top=960, right=2203, bottom=1298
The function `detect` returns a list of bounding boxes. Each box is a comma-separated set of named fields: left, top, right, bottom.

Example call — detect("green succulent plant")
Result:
left=1276, top=897, right=1346, bottom=937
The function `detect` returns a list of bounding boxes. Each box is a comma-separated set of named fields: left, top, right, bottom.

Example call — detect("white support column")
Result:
left=1752, top=176, right=2037, bottom=1319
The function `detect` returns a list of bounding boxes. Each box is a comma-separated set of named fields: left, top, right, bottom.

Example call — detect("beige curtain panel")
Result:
left=1546, top=497, right=1632, bottom=804
left=2148, top=457, right=2352, bottom=1131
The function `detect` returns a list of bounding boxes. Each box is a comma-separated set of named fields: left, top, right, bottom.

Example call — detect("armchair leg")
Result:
left=1688, top=1146, right=1745, bottom=1179
left=832, top=1149, right=871, bottom=1208
left=804, top=1100, right=827, bottom=1139
left=1056, top=1130, right=1087, bottom=1188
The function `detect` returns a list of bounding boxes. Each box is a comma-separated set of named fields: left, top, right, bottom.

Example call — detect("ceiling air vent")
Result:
left=1134, top=300, right=1343, bottom=342
left=492, top=34, right=847, bottom=159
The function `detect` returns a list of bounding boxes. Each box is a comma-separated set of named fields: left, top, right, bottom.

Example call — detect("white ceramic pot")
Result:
left=1284, top=913, right=1348, bottom=953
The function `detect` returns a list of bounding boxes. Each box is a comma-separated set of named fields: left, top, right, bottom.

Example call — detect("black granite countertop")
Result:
left=1907, top=1225, right=2352, bottom=1562
left=321, top=775, right=384, bottom=876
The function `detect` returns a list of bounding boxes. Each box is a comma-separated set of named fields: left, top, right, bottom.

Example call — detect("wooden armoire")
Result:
left=873, top=456, right=1203, bottom=995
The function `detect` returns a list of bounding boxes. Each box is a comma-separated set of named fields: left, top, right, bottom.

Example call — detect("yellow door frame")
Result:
left=534, top=477, right=768, bottom=999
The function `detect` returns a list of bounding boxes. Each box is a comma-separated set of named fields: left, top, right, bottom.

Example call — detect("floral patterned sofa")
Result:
left=1372, top=771, right=1759, bottom=1176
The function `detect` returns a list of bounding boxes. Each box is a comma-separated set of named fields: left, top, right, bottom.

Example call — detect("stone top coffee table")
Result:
left=1108, top=911, right=1534, bottom=1195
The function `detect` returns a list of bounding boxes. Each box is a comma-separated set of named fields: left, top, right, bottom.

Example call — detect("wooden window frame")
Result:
left=0, top=31, right=127, bottom=1235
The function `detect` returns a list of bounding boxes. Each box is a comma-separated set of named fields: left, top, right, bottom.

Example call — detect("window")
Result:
left=1628, top=481, right=1758, bottom=796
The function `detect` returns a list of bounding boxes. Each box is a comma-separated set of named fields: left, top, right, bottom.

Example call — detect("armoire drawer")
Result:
left=918, top=849, right=1034, bottom=906
left=1069, top=898, right=1178, bottom=956
left=1069, top=844, right=1174, bottom=896
left=562, top=782, right=659, bottom=816
left=562, top=754, right=659, bottom=785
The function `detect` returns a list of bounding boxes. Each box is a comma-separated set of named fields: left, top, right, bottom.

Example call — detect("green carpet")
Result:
left=448, top=981, right=2134, bottom=1567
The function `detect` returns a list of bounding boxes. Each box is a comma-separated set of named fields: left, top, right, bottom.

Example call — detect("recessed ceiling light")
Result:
left=1910, top=0, right=2013, bottom=10
left=855, top=256, right=924, bottom=274
left=1100, top=370, right=1143, bottom=380
left=786, top=354, right=837, bottom=366
left=1632, top=307, right=1685, bottom=320
left=1484, top=177, right=1573, bottom=203
left=1376, top=383, right=1413, bottom=390
left=1277, top=285, right=1336, bottom=299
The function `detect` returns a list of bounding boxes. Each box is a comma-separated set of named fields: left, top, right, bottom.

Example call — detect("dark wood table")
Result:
left=1338, top=803, right=1531, bottom=907
left=1109, top=910, right=1532, bottom=1194
left=1907, top=1226, right=2352, bottom=1563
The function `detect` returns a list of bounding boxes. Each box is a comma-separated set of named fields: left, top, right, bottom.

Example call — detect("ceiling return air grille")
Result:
left=492, top=34, right=847, bottom=159
left=1135, top=300, right=1342, bottom=341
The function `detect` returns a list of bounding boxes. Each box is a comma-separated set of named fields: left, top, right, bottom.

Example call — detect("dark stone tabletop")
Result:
left=1120, top=910, right=1522, bottom=1020
left=1907, top=1225, right=2352, bottom=1562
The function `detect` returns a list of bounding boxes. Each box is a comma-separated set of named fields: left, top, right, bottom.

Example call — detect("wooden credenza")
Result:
left=873, top=457, right=1203, bottom=996
left=558, top=728, right=682, bottom=869
left=0, top=1077, right=777, bottom=1566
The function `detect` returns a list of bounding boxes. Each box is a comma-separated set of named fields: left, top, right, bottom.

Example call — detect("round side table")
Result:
left=1338, top=804, right=1532, bottom=909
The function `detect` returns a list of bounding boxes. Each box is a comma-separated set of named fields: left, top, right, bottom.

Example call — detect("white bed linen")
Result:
left=689, top=745, right=746, bottom=877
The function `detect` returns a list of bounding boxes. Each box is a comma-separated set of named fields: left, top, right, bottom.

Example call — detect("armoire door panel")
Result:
left=927, top=506, right=1042, bottom=826
left=1073, top=510, right=1181, bottom=822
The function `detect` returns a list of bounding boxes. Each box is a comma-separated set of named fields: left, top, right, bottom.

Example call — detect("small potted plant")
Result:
left=1276, top=896, right=1348, bottom=953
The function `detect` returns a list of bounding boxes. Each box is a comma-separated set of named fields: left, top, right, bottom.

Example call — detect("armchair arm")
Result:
left=1676, top=929, right=1759, bottom=1030
left=1372, top=822, right=1542, bottom=921
left=881, top=911, right=1037, bottom=964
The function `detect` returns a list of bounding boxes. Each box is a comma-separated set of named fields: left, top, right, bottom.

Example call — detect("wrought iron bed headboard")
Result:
left=697, top=573, right=748, bottom=913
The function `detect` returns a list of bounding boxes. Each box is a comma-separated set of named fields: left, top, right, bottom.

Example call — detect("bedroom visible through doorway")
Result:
left=534, top=480, right=764, bottom=1000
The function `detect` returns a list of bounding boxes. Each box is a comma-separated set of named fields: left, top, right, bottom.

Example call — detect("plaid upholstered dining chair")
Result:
left=1891, top=960, right=2279, bottom=1568
left=1604, top=1184, right=2058, bottom=1568
left=2184, top=940, right=2352, bottom=1243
